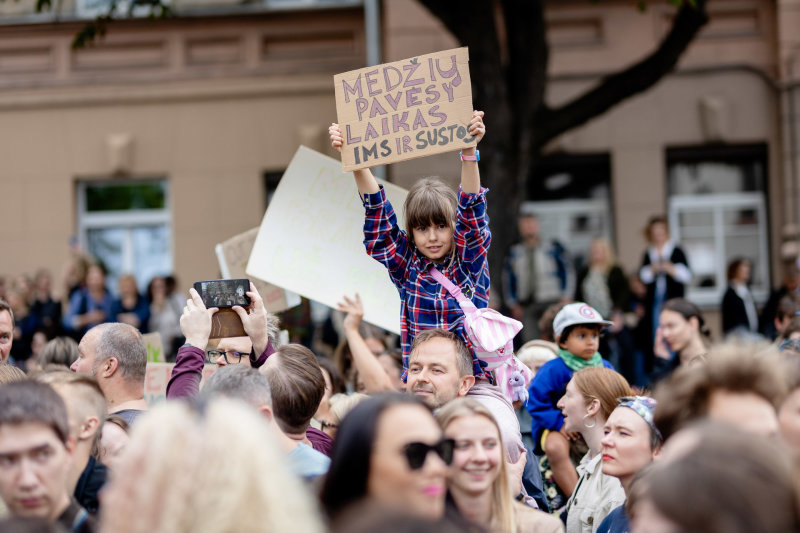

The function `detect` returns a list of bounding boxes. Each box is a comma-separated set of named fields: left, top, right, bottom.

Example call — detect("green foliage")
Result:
left=71, top=0, right=171, bottom=49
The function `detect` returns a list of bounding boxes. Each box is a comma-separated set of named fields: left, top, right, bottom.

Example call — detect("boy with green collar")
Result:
left=526, top=303, right=614, bottom=508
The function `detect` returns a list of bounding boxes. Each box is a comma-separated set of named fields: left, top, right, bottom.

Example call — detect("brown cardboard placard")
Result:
left=334, top=47, right=474, bottom=171
left=217, top=227, right=301, bottom=313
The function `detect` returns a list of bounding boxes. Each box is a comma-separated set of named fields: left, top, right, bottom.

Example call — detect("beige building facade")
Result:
left=1, top=0, right=799, bottom=325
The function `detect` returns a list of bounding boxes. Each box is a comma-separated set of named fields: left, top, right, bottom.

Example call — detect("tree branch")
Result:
left=534, top=0, right=708, bottom=148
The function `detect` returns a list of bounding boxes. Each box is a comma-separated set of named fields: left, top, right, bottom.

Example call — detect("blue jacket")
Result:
left=526, top=356, right=614, bottom=444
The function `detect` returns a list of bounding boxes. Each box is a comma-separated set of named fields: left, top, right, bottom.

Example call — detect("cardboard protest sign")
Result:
left=144, top=362, right=217, bottom=406
left=142, top=332, right=164, bottom=363
left=215, top=228, right=301, bottom=313
left=334, top=47, right=474, bottom=171
left=246, top=146, right=406, bottom=334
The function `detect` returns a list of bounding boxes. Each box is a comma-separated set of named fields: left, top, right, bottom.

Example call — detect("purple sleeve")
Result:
left=249, top=342, right=275, bottom=369
left=166, top=345, right=205, bottom=400
left=306, top=426, right=334, bottom=457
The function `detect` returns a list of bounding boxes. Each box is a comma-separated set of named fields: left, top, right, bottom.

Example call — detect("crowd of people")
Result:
left=0, top=111, right=799, bottom=532
left=0, top=258, right=186, bottom=370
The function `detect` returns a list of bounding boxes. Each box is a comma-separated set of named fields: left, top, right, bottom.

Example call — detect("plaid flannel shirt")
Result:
left=361, top=185, right=491, bottom=382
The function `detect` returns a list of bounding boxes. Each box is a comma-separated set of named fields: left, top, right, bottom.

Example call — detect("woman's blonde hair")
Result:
left=572, top=367, right=632, bottom=421
left=329, top=392, right=369, bottom=425
left=590, top=238, right=616, bottom=273
left=404, top=177, right=457, bottom=248
left=99, top=399, right=324, bottom=533
left=435, top=398, right=515, bottom=533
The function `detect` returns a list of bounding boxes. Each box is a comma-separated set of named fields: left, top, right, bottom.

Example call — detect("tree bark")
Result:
left=417, top=0, right=708, bottom=305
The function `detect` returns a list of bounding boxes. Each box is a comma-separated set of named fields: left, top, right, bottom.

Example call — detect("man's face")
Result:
left=0, top=422, right=72, bottom=521
left=407, top=337, right=469, bottom=409
left=71, top=329, right=101, bottom=375
left=0, top=310, right=12, bottom=363
left=210, top=337, right=253, bottom=368
left=518, top=216, right=540, bottom=248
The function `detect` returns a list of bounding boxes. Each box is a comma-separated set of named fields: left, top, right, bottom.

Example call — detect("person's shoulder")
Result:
left=536, top=357, right=569, bottom=378
left=513, top=502, right=565, bottom=533
left=597, top=505, right=629, bottom=533
left=307, top=426, right=334, bottom=457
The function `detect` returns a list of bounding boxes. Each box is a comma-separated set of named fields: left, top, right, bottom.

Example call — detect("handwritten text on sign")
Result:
left=334, top=47, right=474, bottom=171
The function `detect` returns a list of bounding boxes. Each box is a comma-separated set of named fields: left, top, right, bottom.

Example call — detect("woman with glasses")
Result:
left=321, top=394, right=452, bottom=522
left=556, top=367, right=631, bottom=533
left=436, top=398, right=564, bottom=533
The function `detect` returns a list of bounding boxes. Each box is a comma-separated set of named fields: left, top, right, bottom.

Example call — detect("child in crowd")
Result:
left=329, top=111, right=489, bottom=382
left=526, top=302, right=614, bottom=509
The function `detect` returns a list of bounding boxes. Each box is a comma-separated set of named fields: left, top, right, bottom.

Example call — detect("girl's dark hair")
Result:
left=317, top=356, right=347, bottom=395
left=320, top=393, right=431, bottom=518
left=726, top=257, right=750, bottom=282
left=661, top=298, right=711, bottom=339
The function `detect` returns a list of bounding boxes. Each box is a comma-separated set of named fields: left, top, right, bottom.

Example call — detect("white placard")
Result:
left=247, top=146, right=407, bottom=334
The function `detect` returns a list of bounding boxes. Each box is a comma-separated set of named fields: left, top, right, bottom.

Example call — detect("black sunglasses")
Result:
left=403, top=438, right=455, bottom=470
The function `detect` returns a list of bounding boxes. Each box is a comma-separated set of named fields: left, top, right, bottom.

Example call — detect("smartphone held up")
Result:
left=193, top=279, right=251, bottom=309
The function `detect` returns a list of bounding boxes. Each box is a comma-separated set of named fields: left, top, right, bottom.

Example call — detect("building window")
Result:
left=667, top=144, right=769, bottom=306
left=263, top=170, right=285, bottom=209
left=524, top=153, right=613, bottom=271
left=77, top=179, right=172, bottom=295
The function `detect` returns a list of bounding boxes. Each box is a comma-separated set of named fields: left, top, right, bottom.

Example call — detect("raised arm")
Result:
left=232, top=282, right=272, bottom=358
left=329, top=123, right=379, bottom=195
left=338, top=293, right=395, bottom=393
left=167, top=288, right=218, bottom=400
left=460, top=110, right=485, bottom=194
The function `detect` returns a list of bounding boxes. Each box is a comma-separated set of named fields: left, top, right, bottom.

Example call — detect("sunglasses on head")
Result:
left=403, top=438, right=455, bottom=470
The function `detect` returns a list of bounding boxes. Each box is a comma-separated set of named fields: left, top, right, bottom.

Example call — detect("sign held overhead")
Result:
left=334, top=47, right=475, bottom=171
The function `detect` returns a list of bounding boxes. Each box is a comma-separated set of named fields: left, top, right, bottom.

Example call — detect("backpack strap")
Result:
left=429, top=267, right=468, bottom=303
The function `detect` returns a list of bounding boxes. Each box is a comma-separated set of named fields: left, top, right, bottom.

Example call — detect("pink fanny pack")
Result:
left=429, top=267, right=522, bottom=370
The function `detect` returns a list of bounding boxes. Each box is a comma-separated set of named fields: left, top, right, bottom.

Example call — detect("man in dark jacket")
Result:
left=0, top=381, right=95, bottom=532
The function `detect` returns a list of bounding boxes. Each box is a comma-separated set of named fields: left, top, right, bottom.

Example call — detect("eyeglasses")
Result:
left=403, top=438, right=455, bottom=470
left=206, top=350, right=247, bottom=364
left=319, top=420, right=338, bottom=431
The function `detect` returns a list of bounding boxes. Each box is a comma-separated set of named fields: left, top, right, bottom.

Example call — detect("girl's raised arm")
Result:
left=329, top=123, right=379, bottom=195
left=460, top=110, right=485, bottom=194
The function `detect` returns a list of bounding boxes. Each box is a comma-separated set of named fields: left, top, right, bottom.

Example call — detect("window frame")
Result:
left=77, top=178, right=173, bottom=294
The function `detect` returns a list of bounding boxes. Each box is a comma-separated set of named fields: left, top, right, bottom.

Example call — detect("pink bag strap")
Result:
left=429, top=267, right=468, bottom=304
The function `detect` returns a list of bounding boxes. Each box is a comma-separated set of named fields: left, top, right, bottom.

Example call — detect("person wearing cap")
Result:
left=596, top=396, right=663, bottom=533
left=526, top=303, right=614, bottom=510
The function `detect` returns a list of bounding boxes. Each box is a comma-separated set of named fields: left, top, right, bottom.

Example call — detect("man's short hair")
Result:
left=0, top=364, right=27, bottom=385
left=654, top=341, right=787, bottom=440
left=262, top=344, right=325, bottom=434
left=410, top=329, right=472, bottom=377
left=35, top=371, right=107, bottom=425
left=94, top=323, right=147, bottom=383
left=201, top=365, right=272, bottom=410
left=0, top=381, right=70, bottom=444
left=0, top=299, right=13, bottom=327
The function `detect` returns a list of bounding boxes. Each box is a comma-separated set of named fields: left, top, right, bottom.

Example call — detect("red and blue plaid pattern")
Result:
left=361, top=185, right=491, bottom=382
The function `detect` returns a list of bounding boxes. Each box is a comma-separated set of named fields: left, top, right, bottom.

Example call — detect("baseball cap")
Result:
left=552, top=302, right=613, bottom=340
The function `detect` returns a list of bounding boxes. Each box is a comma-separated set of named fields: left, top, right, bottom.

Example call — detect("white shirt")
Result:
left=565, top=452, right=626, bottom=533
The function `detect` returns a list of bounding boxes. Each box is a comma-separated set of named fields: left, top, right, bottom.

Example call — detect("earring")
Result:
left=582, top=413, right=596, bottom=428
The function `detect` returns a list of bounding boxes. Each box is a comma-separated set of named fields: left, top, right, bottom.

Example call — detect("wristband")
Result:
left=459, top=150, right=479, bottom=162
